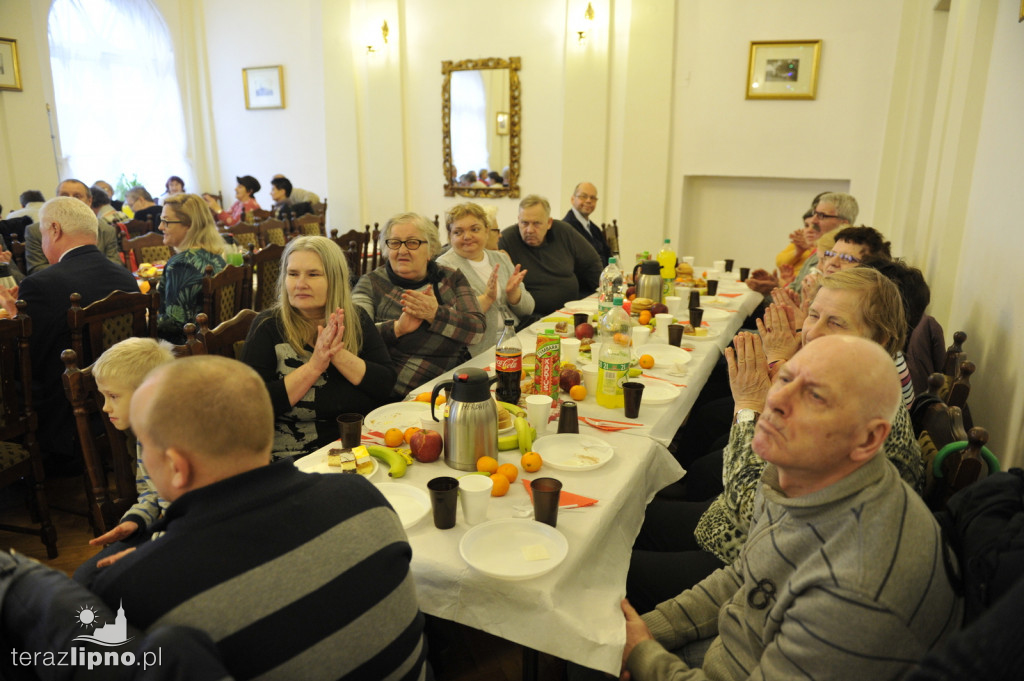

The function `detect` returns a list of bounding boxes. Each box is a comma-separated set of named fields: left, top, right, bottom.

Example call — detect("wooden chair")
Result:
left=251, top=208, right=275, bottom=222
left=603, top=219, right=620, bottom=257
left=311, top=198, right=327, bottom=217
left=367, top=223, right=382, bottom=272
left=292, top=213, right=326, bottom=237
left=8, top=239, right=27, bottom=276
left=245, top=243, right=284, bottom=312
left=123, top=231, right=172, bottom=269
left=331, top=227, right=369, bottom=278
left=194, top=310, right=258, bottom=359
left=68, top=290, right=160, bottom=367
left=227, top=221, right=261, bottom=251
left=259, top=219, right=289, bottom=248
left=170, top=322, right=202, bottom=358
left=61, top=349, right=139, bottom=536
left=205, top=191, right=224, bottom=210
left=201, top=263, right=253, bottom=327
left=0, top=301, right=58, bottom=557
left=123, top=219, right=156, bottom=238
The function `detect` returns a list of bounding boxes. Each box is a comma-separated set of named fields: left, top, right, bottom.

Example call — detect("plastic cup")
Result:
left=225, top=251, right=245, bottom=267
left=654, top=314, right=674, bottom=343
left=668, top=324, right=684, bottom=347
left=739, top=267, right=750, bottom=282
left=525, top=394, right=553, bottom=436
left=458, top=474, right=493, bottom=525
left=622, top=382, right=645, bottom=419
left=682, top=256, right=695, bottom=267
left=573, top=312, right=589, bottom=329
left=712, top=259, right=726, bottom=272
left=557, top=401, right=580, bottom=434
left=427, top=477, right=460, bottom=530
left=337, top=413, right=363, bottom=448
left=724, top=259, right=734, bottom=272
left=561, top=337, right=581, bottom=365
left=688, top=307, right=704, bottom=328
left=630, top=326, right=650, bottom=349
left=582, top=366, right=598, bottom=395
left=531, top=478, right=563, bottom=527
left=688, top=290, right=700, bottom=309
left=664, top=295, right=682, bottom=316
left=706, top=280, right=719, bottom=296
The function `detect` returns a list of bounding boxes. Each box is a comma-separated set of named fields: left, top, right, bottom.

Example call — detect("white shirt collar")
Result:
left=571, top=206, right=591, bottom=229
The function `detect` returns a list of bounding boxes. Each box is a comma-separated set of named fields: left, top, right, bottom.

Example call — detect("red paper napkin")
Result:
left=522, top=479, right=598, bottom=508
left=719, top=292, right=742, bottom=298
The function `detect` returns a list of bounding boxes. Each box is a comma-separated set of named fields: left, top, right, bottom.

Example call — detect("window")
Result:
left=450, top=70, right=488, bottom=178
left=48, top=0, right=190, bottom=196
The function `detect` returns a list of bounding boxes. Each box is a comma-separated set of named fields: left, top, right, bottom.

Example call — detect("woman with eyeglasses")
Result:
left=437, top=203, right=533, bottom=356
left=352, top=212, right=485, bottom=399
left=156, top=193, right=227, bottom=344
left=242, top=236, right=396, bottom=459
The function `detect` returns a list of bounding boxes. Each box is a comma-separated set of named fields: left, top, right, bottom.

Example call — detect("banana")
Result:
left=515, top=415, right=533, bottom=452
left=395, top=447, right=414, bottom=465
left=498, top=431, right=520, bottom=451
left=367, top=445, right=408, bottom=478
left=496, top=400, right=526, bottom=417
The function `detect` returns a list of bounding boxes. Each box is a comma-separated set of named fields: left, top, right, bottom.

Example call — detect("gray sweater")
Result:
left=630, top=455, right=961, bottom=681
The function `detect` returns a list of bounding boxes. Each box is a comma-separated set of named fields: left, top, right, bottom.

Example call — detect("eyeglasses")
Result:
left=823, top=249, right=861, bottom=265
left=385, top=238, right=425, bottom=251
left=575, top=193, right=598, bottom=202
left=812, top=211, right=841, bottom=221
left=159, top=219, right=183, bottom=226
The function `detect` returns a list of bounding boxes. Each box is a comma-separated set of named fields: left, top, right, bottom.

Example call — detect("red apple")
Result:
left=559, top=368, right=582, bottom=393
left=575, top=322, right=596, bottom=340
left=410, top=429, right=443, bottom=463
left=651, top=302, right=669, bottom=315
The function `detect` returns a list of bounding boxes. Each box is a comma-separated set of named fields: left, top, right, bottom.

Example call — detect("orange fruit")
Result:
left=613, top=332, right=632, bottom=346
left=383, top=428, right=405, bottom=447
left=639, top=354, right=655, bottom=369
left=521, top=451, right=542, bottom=473
left=496, top=463, right=518, bottom=483
left=138, top=279, right=150, bottom=293
left=490, top=473, right=511, bottom=497
left=638, top=310, right=652, bottom=325
left=434, top=394, right=447, bottom=405
left=476, top=455, right=499, bottom=474
left=569, top=384, right=587, bottom=401
left=404, top=426, right=421, bottom=444
left=415, top=392, right=432, bottom=402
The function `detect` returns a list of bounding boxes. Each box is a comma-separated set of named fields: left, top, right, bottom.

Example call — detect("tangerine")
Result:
left=476, top=455, right=499, bottom=474
left=613, top=332, right=632, bottom=346
left=490, top=473, right=511, bottom=497
left=415, top=392, right=432, bottom=402
left=404, top=426, right=421, bottom=444
left=639, top=354, right=655, bottom=369
left=569, top=384, right=587, bottom=401
left=138, top=279, right=151, bottom=294
left=638, top=310, right=652, bottom=325
left=521, top=451, right=543, bottom=473
left=383, top=428, right=405, bottom=447
left=496, top=463, right=519, bottom=483
left=434, top=394, right=447, bottom=405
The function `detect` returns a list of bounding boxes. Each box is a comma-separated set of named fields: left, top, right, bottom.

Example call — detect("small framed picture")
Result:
left=0, top=37, right=23, bottom=92
left=496, top=111, right=510, bottom=136
left=242, top=65, right=285, bottom=110
left=746, top=40, right=822, bottom=100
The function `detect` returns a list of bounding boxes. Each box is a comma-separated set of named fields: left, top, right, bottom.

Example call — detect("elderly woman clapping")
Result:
left=352, top=212, right=485, bottom=399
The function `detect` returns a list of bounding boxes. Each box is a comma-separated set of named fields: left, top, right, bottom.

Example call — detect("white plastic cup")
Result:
left=561, top=337, right=581, bottom=365
left=581, top=366, right=598, bottom=395
left=459, top=474, right=493, bottom=525
left=630, top=326, right=650, bottom=349
left=682, top=256, right=695, bottom=267
left=654, top=313, right=674, bottom=343
left=712, top=259, right=726, bottom=272
left=525, top=394, right=553, bottom=436
left=664, top=296, right=682, bottom=316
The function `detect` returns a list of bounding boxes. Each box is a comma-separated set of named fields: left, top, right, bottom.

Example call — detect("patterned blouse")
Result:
left=157, top=248, right=225, bottom=344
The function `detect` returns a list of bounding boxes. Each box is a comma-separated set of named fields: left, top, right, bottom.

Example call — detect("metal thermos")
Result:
left=431, top=368, right=499, bottom=471
left=635, top=260, right=663, bottom=303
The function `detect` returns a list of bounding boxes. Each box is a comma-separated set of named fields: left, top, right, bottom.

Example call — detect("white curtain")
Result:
left=48, top=0, right=191, bottom=198
left=450, top=70, right=488, bottom=178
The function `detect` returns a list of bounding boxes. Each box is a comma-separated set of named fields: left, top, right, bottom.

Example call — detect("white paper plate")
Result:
left=460, top=518, right=568, bottom=580
left=716, top=280, right=749, bottom=292
left=533, top=433, right=615, bottom=471
left=679, top=306, right=731, bottom=322
left=375, top=482, right=430, bottom=529
left=295, top=448, right=379, bottom=478
left=679, top=327, right=721, bottom=342
left=632, top=377, right=681, bottom=404
left=365, top=401, right=435, bottom=431
left=562, top=299, right=598, bottom=313
left=641, top=344, right=693, bottom=367
left=528, top=317, right=574, bottom=336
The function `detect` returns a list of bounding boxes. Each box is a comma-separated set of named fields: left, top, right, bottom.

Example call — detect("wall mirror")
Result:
left=442, top=57, right=521, bottom=198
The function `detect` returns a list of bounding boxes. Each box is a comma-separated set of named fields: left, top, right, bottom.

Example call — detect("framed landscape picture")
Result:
left=746, top=40, right=821, bottom=100
left=0, top=38, right=22, bottom=91
left=243, top=65, right=285, bottom=110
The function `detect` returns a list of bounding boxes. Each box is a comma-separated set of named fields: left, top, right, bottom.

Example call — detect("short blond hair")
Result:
left=445, top=202, right=489, bottom=234
left=138, top=356, right=273, bottom=459
left=819, top=268, right=906, bottom=357
left=162, top=193, right=226, bottom=255
left=93, top=338, right=175, bottom=389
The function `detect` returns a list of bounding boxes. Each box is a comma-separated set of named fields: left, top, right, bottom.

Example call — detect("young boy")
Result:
left=88, top=338, right=175, bottom=554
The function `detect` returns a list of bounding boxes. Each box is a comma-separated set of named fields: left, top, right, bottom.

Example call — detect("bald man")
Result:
left=563, top=181, right=611, bottom=265
left=619, top=336, right=961, bottom=681
left=79, top=356, right=427, bottom=680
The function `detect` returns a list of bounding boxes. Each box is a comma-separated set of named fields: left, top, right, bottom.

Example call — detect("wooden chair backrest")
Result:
left=67, top=290, right=160, bottom=367
left=251, top=208, right=275, bottom=222
left=195, top=310, right=258, bottom=360
left=228, top=221, right=261, bottom=250
left=8, top=239, right=27, bottom=276
left=259, top=219, right=288, bottom=247
left=331, top=228, right=368, bottom=278
left=368, top=223, right=382, bottom=272
left=123, top=219, right=155, bottom=238
left=201, top=263, right=253, bottom=327
left=245, top=243, right=284, bottom=312
left=311, top=199, right=327, bottom=217
left=603, top=219, right=620, bottom=257
left=123, top=231, right=172, bottom=268
left=292, top=213, right=326, bottom=237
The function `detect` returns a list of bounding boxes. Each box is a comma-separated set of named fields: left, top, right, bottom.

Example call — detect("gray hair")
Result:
left=126, top=186, right=154, bottom=203
left=518, top=194, right=551, bottom=217
left=818, top=192, right=859, bottom=224
left=380, top=212, right=442, bottom=258
left=39, top=197, right=99, bottom=239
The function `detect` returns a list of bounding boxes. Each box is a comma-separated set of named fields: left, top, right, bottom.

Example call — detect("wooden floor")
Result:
left=0, top=475, right=570, bottom=681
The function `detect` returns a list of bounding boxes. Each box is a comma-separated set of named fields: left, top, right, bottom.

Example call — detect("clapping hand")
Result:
left=0, top=283, right=18, bottom=317
left=789, top=228, right=809, bottom=252
left=311, top=310, right=344, bottom=372
left=745, top=268, right=780, bottom=294
left=484, top=265, right=500, bottom=304
left=401, top=288, right=439, bottom=323
left=725, top=332, right=772, bottom=412
left=505, top=264, right=527, bottom=305
left=757, top=303, right=801, bottom=364
left=771, top=287, right=807, bottom=332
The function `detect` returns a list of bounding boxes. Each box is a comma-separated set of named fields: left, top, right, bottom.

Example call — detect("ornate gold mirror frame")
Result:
left=442, top=57, right=521, bottom=198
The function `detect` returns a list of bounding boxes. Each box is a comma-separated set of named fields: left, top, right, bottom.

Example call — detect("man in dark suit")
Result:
left=563, top=181, right=611, bottom=266
left=23, top=179, right=122, bottom=274
left=0, top=197, right=138, bottom=475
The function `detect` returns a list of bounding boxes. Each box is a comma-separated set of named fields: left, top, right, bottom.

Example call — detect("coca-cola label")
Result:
left=495, top=352, right=522, bottom=373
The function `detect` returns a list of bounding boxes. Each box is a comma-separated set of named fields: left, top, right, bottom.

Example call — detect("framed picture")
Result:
left=242, top=65, right=284, bottom=110
left=746, top=40, right=822, bottom=100
left=496, top=111, right=510, bottom=136
left=0, top=37, right=22, bottom=92
left=1020, top=0, right=1023, bottom=22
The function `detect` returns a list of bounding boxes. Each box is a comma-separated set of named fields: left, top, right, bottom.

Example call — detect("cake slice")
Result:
left=327, top=447, right=357, bottom=473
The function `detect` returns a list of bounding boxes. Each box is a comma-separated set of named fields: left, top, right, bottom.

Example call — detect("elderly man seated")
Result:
left=618, top=335, right=961, bottom=681
left=0, top=356, right=427, bottom=680
left=499, top=194, right=603, bottom=316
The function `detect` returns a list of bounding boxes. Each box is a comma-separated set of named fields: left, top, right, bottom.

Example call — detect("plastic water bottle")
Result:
left=596, top=295, right=631, bottom=409
left=657, top=238, right=677, bottom=297
left=598, top=257, right=623, bottom=314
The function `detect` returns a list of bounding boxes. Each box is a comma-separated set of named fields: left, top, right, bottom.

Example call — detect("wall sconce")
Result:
left=576, top=3, right=595, bottom=46
left=366, top=19, right=390, bottom=54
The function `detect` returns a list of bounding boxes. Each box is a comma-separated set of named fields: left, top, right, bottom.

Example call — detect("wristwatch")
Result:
left=734, top=409, right=760, bottom=425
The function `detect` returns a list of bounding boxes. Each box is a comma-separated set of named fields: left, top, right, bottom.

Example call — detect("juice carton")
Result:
left=535, top=330, right=561, bottom=401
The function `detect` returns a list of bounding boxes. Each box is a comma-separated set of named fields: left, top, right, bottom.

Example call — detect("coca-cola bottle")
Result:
left=495, top=318, right=522, bottom=405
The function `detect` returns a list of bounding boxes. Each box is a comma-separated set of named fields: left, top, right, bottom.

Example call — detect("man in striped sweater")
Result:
left=620, top=336, right=961, bottom=681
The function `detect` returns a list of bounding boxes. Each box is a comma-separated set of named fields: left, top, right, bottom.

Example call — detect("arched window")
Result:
left=48, top=0, right=190, bottom=197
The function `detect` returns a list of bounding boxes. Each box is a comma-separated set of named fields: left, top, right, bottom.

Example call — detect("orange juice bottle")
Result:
left=534, top=330, right=561, bottom=401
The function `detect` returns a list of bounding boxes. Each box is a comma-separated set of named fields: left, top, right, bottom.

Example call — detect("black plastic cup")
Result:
left=531, top=478, right=563, bottom=527
left=557, top=401, right=580, bottom=434
left=724, top=259, right=734, bottom=272
left=337, top=413, right=364, bottom=448
left=573, top=312, right=589, bottom=329
left=668, top=324, right=684, bottom=347
left=739, top=267, right=750, bottom=282
left=706, top=280, right=719, bottom=296
left=623, top=382, right=645, bottom=419
left=427, top=477, right=460, bottom=530
left=688, top=307, right=704, bottom=328
left=688, top=290, right=700, bottom=309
